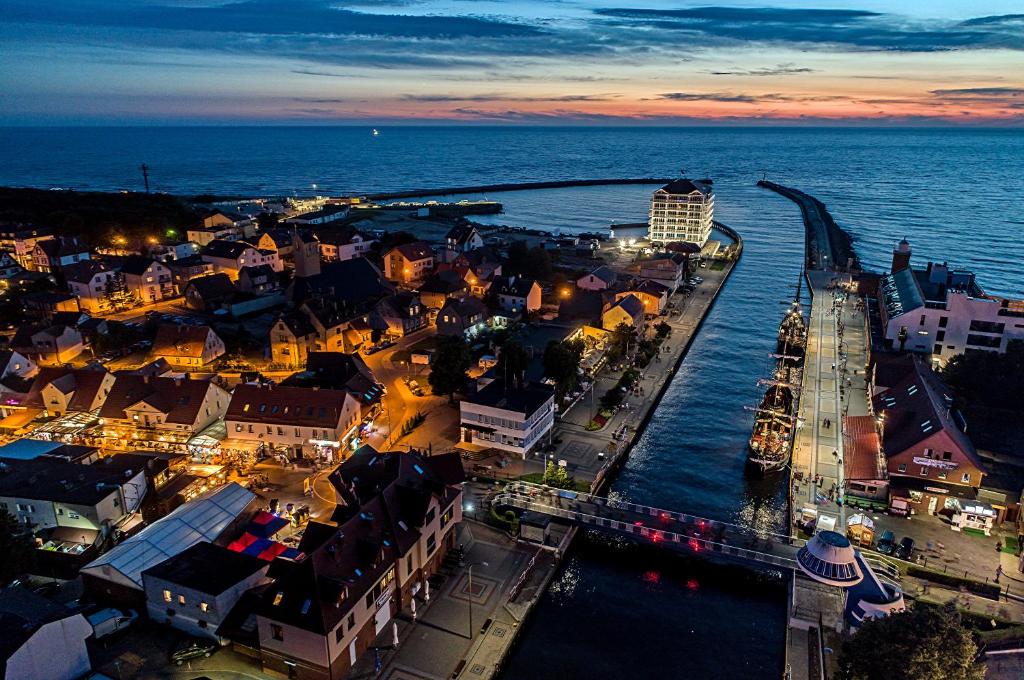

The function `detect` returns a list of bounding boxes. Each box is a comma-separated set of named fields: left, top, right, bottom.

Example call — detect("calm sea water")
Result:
left=2, top=126, right=1022, bottom=677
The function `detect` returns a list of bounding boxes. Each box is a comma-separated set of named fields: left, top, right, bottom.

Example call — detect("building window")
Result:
left=426, top=533, right=437, bottom=556
left=937, top=472, right=947, bottom=480
left=425, top=507, right=436, bottom=525
left=178, top=595, right=186, bottom=605
left=348, top=612, right=356, bottom=630
left=163, top=590, right=172, bottom=603
left=961, top=473, right=971, bottom=484
left=440, top=506, right=454, bottom=529
left=938, top=316, right=948, bottom=328
left=271, top=624, right=284, bottom=641
left=407, top=554, right=413, bottom=576
left=897, top=464, right=907, bottom=473
left=920, top=467, right=928, bottom=476
left=200, top=602, right=209, bottom=612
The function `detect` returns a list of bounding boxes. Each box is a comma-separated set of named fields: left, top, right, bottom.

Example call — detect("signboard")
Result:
left=912, top=457, right=958, bottom=470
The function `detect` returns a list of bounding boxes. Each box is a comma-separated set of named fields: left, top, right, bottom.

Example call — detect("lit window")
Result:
left=178, top=595, right=186, bottom=605
left=199, top=602, right=209, bottom=612
left=273, top=592, right=284, bottom=606
left=163, top=590, right=172, bottom=603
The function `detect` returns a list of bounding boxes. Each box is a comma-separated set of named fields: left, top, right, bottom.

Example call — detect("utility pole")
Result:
left=140, top=164, right=150, bottom=193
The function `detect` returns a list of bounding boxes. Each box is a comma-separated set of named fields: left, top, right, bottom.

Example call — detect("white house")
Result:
left=202, top=239, right=281, bottom=281
left=577, top=265, right=618, bottom=292
left=496, top=276, right=542, bottom=314
left=459, top=380, right=554, bottom=457
left=120, top=256, right=174, bottom=303
left=648, top=178, right=715, bottom=246
left=0, top=588, right=94, bottom=680
left=62, top=260, right=119, bottom=313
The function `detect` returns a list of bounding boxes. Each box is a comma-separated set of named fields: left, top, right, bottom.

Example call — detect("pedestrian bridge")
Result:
left=492, top=481, right=903, bottom=589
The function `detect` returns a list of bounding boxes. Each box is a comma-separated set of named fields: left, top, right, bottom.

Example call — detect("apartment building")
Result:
left=459, top=379, right=555, bottom=457
left=648, top=178, right=715, bottom=246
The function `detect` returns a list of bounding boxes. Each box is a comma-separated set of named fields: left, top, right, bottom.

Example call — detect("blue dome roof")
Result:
left=796, top=530, right=863, bottom=587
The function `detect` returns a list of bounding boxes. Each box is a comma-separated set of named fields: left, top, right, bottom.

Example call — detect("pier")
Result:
left=364, top=177, right=673, bottom=201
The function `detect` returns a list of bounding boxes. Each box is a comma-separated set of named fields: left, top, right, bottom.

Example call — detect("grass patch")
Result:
left=1002, top=535, right=1019, bottom=554
left=962, top=527, right=988, bottom=539
left=708, top=260, right=727, bottom=271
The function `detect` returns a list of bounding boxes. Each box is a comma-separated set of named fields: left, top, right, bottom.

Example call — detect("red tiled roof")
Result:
left=843, top=415, right=883, bottom=481
left=226, top=384, right=351, bottom=428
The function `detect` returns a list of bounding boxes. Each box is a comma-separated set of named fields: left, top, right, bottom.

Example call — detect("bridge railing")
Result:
left=494, top=493, right=799, bottom=570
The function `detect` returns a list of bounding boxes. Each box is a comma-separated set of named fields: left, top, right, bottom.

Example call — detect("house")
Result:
left=286, top=352, right=384, bottom=418
left=577, top=265, right=618, bottom=291
left=617, top=280, right=670, bottom=315
left=496, top=276, right=542, bottom=314
left=0, top=587, right=94, bottom=680
left=187, top=210, right=252, bottom=245
left=225, top=384, right=362, bottom=460
left=202, top=240, right=281, bottom=281
left=81, top=483, right=258, bottom=607
left=256, top=229, right=296, bottom=259
left=459, top=379, right=555, bottom=457
left=602, top=294, right=645, bottom=332
left=270, top=312, right=319, bottom=369
left=98, top=374, right=230, bottom=444
left=288, top=258, right=394, bottom=307
left=0, top=226, right=53, bottom=269
left=371, top=292, right=428, bottom=339
left=445, top=224, right=484, bottom=253
left=871, top=354, right=986, bottom=516
left=0, top=349, right=37, bottom=383
left=31, top=237, right=90, bottom=273
left=417, top=270, right=469, bottom=311
left=0, top=250, right=23, bottom=280
left=14, top=324, right=85, bottom=366
left=0, top=454, right=148, bottom=539
left=120, top=256, right=174, bottom=303
left=639, top=253, right=688, bottom=294
left=25, top=366, right=114, bottom=417
left=151, top=324, right=226, bottom=368
left=648, top=178, right=715, bottom=246
left=143, top=542, right=270, bottom=642
left=184, top=273, right=236, bottom=312
left=167, top=255, right=215, bottom=294
left=253, top=448, right=463, bottom=680
left=318, top=228, right=376, bottom=262
left=237, top=264, right=279, bottom=295
left=437, top=296, right=489, bottom=338
left=442, top=249, right=502, bottom=296
left=148, top=239, right=199, bottom=262
left=383, top=241, right=434, bottom=285
left=20, top=291, right=79, bottom=321
left=877, top=239, right=1024, bottom=366
left=285, top=205, right=350, bottom=226
left=204, top=209, right=253, bottom=231
left=62, top=260, right=118, bottom=314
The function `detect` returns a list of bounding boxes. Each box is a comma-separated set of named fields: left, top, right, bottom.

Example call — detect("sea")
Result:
left=2, top=126, right=1021, bottom=678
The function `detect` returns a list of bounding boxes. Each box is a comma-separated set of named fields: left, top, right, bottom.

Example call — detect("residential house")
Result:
left=871, top=353, right=986, bottom=516
left=167, top=255, right=215, bottom=294
left=270, top=312, right=319, bottom=369
left=417, top=270, right=469, bottom=311
left=445, top=224, right=484, bottom=253
left=226, top=384, right=362, bottom=460
left=383, top=241, right=434, bottom=286
left=288, top=258, right=394, bottom=308
left=256, top=229, right=296, bottom=259
left=436, top=297, right=489, bottom=338
left=303, top=298, right=372, bottom=353
left=0, top=349, right=37, bottom=385
left=877, top=240, right=1024, bottom=366
left=252, top=448, right=463, bottom=680
left=62, top=260, right=118, bottom=314
left=602, top=294, right=645, bottom=332
left=148, top=239, right=199, bottom=262
left=184, top=273, right=236, bottom=312
left=0, top=250, right=23, bottom=280
left=13, top=324, right=84, bottom=366
left=0, top=454, right=148, bottom=540
left=187, top=210, right=252, bottom=245
left=639, top=253, right=688, bottom=294
left=0, top=226, right=53, bottom=269
left=31, top=237, right=90, bottom=273
left=237, top=264, right=279, bottom=295
left=151, top=324, right=226, bottom=368
left=0, top=587, right=94, bottom=680
left=99, top=374, right=230, bottom=444
left=20, top=292, right=79, bottom=320
left=25, top=366, right=114, bottom=417
left=120, top=256, right=174, bottom=303
left=577, top=265, right=618, bottom=291
left=496, top=276, right=542, bottom=314
left=286, top=352, right=384, bottom=420
left=442, top=249, right=502, bottom=296
left=459, top=379, right=555, bottom=457
left=143, top=542, right=270, bottom=642
left=617, top=280, right=670, bottom=315
left=202, top=240, right=281, bottom=281
left=318, top=228, right=376, bottom=262
left=371, top=292, right=428, bottom=339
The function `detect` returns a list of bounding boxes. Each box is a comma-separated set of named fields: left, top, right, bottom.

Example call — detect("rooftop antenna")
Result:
left=140, top=164, right=150, bottom=193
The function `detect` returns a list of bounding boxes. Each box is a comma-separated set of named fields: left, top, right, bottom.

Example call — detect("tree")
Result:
left=837, top=604, right=984, bottom=680
left=655, top=322, right=672, bottom=339
left=504, top=240, right=553, bottom=279
left=496, top=340, right=530, bottom=388
left=608, top=322, right=638, bottom=361
left=543, top=339, right=584, bottom=398
left=541, top=461, right=574, bottom=490
left=103, top=272, right=138, bottom=312
left=0, top=509, right=36, bottom=587
left=256, top=211, right=279, bottom=231
left=943, top=340, right=1024, bottom=416
left=428, top=335, right=472, bottom=403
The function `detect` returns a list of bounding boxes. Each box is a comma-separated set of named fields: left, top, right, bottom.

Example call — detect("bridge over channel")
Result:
left=493, top=482, right=903, bottom=588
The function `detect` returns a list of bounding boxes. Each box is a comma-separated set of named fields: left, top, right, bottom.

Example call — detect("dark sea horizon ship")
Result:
left=746, top=287, right=807, bottom=476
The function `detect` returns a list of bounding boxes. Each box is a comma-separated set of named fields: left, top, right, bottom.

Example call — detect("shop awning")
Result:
left=247, top=511, right=289, bottom=538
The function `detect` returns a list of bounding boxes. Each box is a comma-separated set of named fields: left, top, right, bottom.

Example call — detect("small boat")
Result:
left=372, top=128, right=380, bottom=136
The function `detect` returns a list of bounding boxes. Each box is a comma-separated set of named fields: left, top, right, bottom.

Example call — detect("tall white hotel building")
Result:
left=648, top=178, right=715, bottom=246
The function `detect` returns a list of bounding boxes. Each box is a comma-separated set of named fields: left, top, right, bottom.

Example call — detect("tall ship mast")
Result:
left=746, top=272, right=807, bottom=476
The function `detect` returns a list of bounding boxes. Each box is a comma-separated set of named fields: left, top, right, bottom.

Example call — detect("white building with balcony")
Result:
left=648, top=179, right=714, bottom=246
left=459, top=380, right=554, bottom=458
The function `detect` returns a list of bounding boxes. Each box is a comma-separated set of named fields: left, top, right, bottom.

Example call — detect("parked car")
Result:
left=895, top=536, right=916, bottom=560
left=171, top=638, right=219, bottom=666
left=87, top=607, right=138, bottom=640
left=875, top=530, right=896, bottom=555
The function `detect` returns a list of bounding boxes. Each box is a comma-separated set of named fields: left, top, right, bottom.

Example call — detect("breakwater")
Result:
left=757, top=180, right=859, bottom=271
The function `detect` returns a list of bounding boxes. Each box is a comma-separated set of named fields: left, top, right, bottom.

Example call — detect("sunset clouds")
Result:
left=1, top=1, right=1022, bottom=124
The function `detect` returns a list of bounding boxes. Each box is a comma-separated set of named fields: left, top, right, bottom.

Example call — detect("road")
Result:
left=102, top=296, right=192, bottom=322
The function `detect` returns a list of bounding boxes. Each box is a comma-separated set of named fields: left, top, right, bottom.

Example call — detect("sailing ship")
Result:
left=746, top=277, right=807, bottom=476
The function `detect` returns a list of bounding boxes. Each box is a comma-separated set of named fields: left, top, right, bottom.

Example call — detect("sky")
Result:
left=1, top=1, right=1023, bottom=125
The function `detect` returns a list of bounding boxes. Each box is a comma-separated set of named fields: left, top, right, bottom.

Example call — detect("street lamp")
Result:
left=466, top=561, right=489, bottom=639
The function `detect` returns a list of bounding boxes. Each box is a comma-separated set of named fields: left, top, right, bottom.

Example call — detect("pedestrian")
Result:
left=996, top=540, right=1003, bottom=553
left=832, top=449, right=838, bottom=458
left=996, top=565, right=1004, bottom=583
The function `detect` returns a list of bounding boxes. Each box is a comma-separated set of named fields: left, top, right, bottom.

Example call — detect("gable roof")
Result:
left=289, top=258, right=394, bottom=306
left=25, top=366, right=111, bottom=411
left=185, top=273, right=235, bottom=300
left=388, top=241, right=433, bottom=262
left=609, top=294, right=644, bottom=319
left=287, top=352, right=382, bottom=406
left=583, top=265, right=617, bottom=285
left=439, top=296, right=487, bottom=321
left=62, top=259, right=114, bottom=284
left=0, top=587, right=77, bottom=670
left=202, top=239, right=256, bottom=260
left=418, top=270, right=468, bottom=295
left=227, top=384, right=353, bottom=428
left=119, top=255, right=160, bottom=276
left=498, top=277, right=539, bottom=298
left=152, top=324, right=219, bottom=358
left=99, top=375, right=220, bottom=424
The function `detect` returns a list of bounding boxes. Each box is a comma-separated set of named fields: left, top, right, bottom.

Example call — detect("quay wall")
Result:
left=757, top=180, right=859, bottom=271
left=364, top=178, right=673, bottom=201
